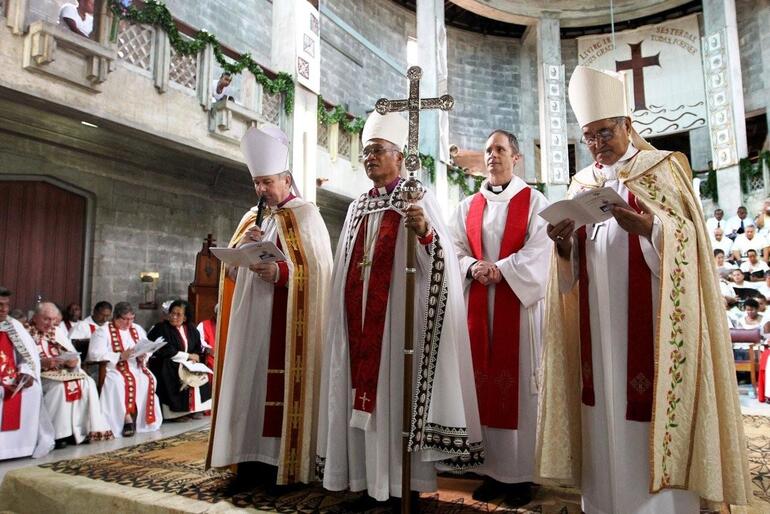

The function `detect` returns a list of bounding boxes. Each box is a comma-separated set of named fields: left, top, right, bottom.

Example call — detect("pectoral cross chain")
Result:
left=590, top=222, right=606, bottom=241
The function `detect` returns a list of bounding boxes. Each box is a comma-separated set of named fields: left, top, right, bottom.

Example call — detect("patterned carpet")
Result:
left=26, top=414, right=768, bottom=513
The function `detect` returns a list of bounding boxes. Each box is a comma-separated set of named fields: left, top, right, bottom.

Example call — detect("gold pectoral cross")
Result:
left=358, top=255, right=372, bottom=273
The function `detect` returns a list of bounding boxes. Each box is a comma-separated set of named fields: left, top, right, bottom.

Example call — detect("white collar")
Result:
left=480, top=175, right=527, bottom=202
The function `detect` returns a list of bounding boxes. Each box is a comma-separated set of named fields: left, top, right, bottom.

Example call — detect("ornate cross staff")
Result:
left=374, top=65, right=453, bottom=514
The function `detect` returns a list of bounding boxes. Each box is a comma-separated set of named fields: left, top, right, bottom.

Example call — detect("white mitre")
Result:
left=361, top=112, right=408, bottom=150
left=361, top=112, right=409, bottom=177
left=240, top=124, right=290, bottom=178
left=568, top=65, right=654, bottom=151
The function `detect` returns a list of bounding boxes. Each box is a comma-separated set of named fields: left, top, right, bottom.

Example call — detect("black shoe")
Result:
left=54, top=438, right=68, bottom=450
left=389, top=491, right=420, bottom=513
left=345, top=493, right=387, bottom=512
left=472, top=477, right=504, bottom=502
left=501, top=482, right=533, bottom=509
left=121, top=422, right=135, bottom=437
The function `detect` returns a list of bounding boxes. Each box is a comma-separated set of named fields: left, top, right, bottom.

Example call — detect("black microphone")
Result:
left=255, top=196, right=266, bottom=227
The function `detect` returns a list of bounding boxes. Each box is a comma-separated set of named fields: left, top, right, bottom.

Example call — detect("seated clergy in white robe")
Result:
left=29, top=302, right=113, bottom=448
left=537, top=66, right=752, bottom=514
left=0, top=287, right=54, bottom=460
left=449, top=129, right=551, bottom=507
left=207, top=125, right=333, bottom=489
left=69, top=301, right=113, bottom=340
left=88, top=302, right=162, bottom=437
left=316, top=112, right=482, bottom=505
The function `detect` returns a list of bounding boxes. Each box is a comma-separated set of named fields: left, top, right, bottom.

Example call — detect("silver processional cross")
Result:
left=374, top=66, right=454, bottom=201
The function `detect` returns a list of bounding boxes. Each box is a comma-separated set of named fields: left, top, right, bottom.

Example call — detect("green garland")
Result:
left=739, top=150, right=770, bottom=195
left=317, top=96, right=366, bottom=133
left=419, top=153, right=436, bottom=183
left=109, top=0, right=295, bottom=114
left=448, top=164, right=484, bottom=196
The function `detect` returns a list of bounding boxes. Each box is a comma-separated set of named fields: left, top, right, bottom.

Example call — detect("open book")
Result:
left=133, top=337, right=167, bottom=358
left=180, top=360, right=213, bottom=374
left=538, top=187, right=631, bottom=228
left=210, top=241, right=287, bottom=267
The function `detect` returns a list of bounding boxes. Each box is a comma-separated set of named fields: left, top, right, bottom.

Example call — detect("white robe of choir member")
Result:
left=36, top=325, right=112, bottom=443
left=559, top=145, right=699, bottom=514
left=449, top=175, right=551, bottom=483
left=68, top=316, right=100, bottom=340
left=0, top=318, right=54, bottom=460
left=88, top=323, right=162, bottom=436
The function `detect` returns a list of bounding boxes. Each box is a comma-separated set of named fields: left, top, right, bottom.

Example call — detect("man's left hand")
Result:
left=404, top=205, right=429, bottom=237
left=64, top=358, right=78, bottom=369
left=611, top=205, right=654, bottom=239
left=249, top=262, right=279, bottom=283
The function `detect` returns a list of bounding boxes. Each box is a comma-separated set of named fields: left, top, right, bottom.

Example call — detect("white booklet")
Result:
left=180, top=360, right=213, bottom=374
left=538, top=187, right=631, bottom=228
left=132, top=337, right=167, bottom=358
left=210, top=241, right=287, bottom=267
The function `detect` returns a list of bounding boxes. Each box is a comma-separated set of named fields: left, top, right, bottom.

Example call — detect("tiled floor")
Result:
left=0, top=417, right=210, bottom=482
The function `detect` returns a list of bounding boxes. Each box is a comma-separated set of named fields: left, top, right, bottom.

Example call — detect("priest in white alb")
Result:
left=206, top=125, right=333, bottom=491
left=0, top=287, right=53, bottom=460
left=537, top=65, right=752, bottom=513
left=69, top=301, right=113, bottom=340
left=316, top=112, right=482, bottom=508
left=88, top=301, right=162, bottom=437
left=449, top=129, right=550, bottom=507
left=29, top=302, right=113, bottom=448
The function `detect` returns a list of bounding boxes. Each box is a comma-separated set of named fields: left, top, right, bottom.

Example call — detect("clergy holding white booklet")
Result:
left=538, top=186, right=629, bottom=228
left=537, top=65, right=751, bottom=514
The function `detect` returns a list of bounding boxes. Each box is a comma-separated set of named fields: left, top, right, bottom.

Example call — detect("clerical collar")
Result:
left=276, top=193, right=296, bottom=208
left=487, top=181, right=510, bottom=194
left=369, top=177, right=401, bottom=197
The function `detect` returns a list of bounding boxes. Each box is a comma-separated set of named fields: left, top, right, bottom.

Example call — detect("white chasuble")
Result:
left=88, top=323, right=162, bottom=436
left=449, top=175, right=551, bottom=483
left=208, top=198, right=333, bottom=485
left=317, top=181, right=482, bottom=501
left=537, top=148, right=752, bottom=513
left=0, top=318, right=54, bottom=460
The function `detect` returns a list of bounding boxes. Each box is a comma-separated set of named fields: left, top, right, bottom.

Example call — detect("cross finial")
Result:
left=372, top=66, right=454, bottom=202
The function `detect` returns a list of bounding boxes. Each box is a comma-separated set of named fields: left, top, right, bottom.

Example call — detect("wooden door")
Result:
left=0, top=180, right=87, bottom=312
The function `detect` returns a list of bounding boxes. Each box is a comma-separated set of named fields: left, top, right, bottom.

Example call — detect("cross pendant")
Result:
left=358, top=257, right=372, bottom=276
left=359, top=392, right=371, bottom=409
left=590, top=222, right=606, bottom=241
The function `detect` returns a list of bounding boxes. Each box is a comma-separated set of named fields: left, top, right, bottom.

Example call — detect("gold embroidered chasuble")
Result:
left=535, top=150, right=752, bottom=505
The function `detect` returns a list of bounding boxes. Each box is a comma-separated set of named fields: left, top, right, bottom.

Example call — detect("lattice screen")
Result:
left=337, top=131, right=351, bottom=160
left=117, top=24, right=155, bottom=72
left=169, top=45, right=197, bottom=90
left=317, top=123, right=329, bottom=150
left=749, top=173, right=765, bottom=192
left=262, top=91, right=281, bottom=124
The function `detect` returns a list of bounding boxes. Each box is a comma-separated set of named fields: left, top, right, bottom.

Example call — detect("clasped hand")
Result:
left=471, top=260, right=502, bottom=285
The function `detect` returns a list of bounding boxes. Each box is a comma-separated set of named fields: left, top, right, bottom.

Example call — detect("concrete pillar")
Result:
left=519, top=27, right=538, bottom=184
left=272, top=0, right=320, bottom=204
left=416, top=0, right=451, bottom=216
left=701, top=0, right=748, bottom=212
left=535, top=15, right=569, bottom=201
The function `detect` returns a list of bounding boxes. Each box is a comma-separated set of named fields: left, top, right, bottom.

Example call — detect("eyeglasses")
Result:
left=580, top=126, right=619, bottom=146
left=168, top=312, right=185, bottom=318
left=362, top=145, right=400, bottom=159
left=118, top=315, right=135, bottom=322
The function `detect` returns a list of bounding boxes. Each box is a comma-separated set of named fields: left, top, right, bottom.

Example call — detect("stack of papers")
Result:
left=180, top=360, right=213, bottom=374
left=133, top=337, right=167, bottom=358
left=538, top=187, right=631, bottom=228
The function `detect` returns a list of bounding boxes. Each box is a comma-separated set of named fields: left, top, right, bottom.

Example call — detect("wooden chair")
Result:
left=730, top=328, right=761, bottom=393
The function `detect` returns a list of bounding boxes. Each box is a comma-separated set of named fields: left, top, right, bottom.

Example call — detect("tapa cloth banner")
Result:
left=577, top=14, right=706, bottom=137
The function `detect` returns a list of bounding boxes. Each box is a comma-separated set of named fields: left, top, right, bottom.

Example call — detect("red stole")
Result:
left=758, top=348, right=769, bottom=403
left=108, top=323, right=157, bottom=425
left=264, top=239, right=288, bottom=437
left=0, top=331, right=22, bottom=431
left=577, top=191, right=655, bottom=421
left=89, top=324, right=97, bottom=334
left=32, top=328, right=82, bottom=402
left=345, top=210, right=401, bottom=414
left=466, top=188, right=531, bottom=429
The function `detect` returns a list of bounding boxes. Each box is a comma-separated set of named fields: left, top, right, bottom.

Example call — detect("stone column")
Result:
left=535, top=15, right=569, bottom=201
left=416, top=0, right=452, bottom=215
left=702, top=0, right=748, bottom=212
left=272, top=0, right=320, bottom=204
